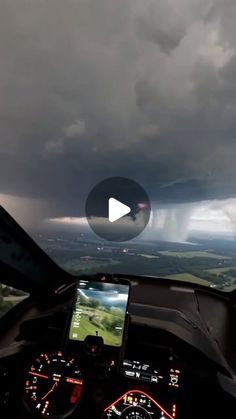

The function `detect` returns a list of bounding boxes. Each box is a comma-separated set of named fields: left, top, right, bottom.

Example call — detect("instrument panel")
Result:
left=1, top=280, right=185, bottom=419
left=20, top=348, right=180, bottom=419
left=103, top=390, right=176, bottom=419
left=122, top=359, right=181, bottom=389
left=24, top=352, right=84, bottom=417
left=0, top=275, right=234, bottom=419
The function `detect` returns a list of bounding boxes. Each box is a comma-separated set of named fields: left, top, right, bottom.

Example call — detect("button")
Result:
left=85, top=177, right=151, bottom=241
left=108, top=198, right=131, bottom=223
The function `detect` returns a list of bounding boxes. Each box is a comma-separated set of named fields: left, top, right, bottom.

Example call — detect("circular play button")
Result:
left=85, top=177, right=151, bottom=241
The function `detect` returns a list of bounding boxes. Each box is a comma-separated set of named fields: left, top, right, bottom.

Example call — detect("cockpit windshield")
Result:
left=1, top=0, right=236, bottom=291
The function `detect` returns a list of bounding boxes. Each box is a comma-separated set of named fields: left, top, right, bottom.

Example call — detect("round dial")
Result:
left=24, top=351, right=83, bottom=417
left=121, top=406, right=152, bottom=419
left=103, top=390, right=174, bottom=419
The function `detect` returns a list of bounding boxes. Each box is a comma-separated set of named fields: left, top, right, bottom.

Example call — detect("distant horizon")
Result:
left=32, top=224, right=235, bottom=242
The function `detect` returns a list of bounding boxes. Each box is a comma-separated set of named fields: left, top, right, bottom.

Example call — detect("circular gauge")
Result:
left=24, top=351, right=84, bottom=417
left=121, top=406, right=152, bottom=419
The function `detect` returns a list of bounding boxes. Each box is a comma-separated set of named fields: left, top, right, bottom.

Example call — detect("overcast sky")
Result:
left=1, top=0, right=236, bottom=229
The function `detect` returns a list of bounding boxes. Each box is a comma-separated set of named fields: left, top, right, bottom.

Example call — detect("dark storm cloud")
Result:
left=135, top=0, right=189, bottom=53
left=1, top=0, right=236, bottom=222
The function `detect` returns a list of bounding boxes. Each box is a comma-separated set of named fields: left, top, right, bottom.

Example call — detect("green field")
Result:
left=0, top=286, right=29, bottom=318
left=62, top=258, right=120, bottom=274
left=4, top=295, right=28, bottom=302
left=69, top=305, right=125, bottom=346
left=159, top=251, right=231, bottom=260
left=207, top=266, right=236, bottom=274
left=164, top=272, right=211, bottom=286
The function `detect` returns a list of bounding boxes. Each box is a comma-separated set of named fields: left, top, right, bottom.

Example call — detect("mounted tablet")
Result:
left=69, top=279, right=130, bottom=347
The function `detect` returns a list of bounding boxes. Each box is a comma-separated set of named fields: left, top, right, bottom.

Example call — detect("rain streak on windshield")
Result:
left=1, top=0, right=236, bottom=291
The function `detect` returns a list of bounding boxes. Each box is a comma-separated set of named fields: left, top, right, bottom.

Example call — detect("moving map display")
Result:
left=69, top=280, right=129, bottom=347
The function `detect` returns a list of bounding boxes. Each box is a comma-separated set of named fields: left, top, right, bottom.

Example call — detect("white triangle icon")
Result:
left=108, top=197, right=131, bottom=223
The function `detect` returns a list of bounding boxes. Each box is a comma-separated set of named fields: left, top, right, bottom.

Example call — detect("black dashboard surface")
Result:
left=0, top=275, right=236, bottom=419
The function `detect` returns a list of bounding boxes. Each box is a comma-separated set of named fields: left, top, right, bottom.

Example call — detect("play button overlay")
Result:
left=108, top=198, right=131, bottom=223
left=85, top=177, right=151, bottom=241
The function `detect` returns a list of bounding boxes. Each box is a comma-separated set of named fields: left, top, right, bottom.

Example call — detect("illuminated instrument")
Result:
left=24, top=351, right=83, bottom=417
left=103, top=390, right=176, bottom=419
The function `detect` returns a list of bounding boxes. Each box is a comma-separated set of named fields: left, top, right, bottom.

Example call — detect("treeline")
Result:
left=103, top=316, right=123, bottom=335
left=73, top=255, right=232, bottom=278
left=94, top=255, right=236, bottom=278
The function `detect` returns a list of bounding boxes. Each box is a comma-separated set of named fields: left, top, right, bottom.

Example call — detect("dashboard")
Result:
left=1, top=274, right=236, bottom=419
left=0, top=330, right=183, bottom=419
